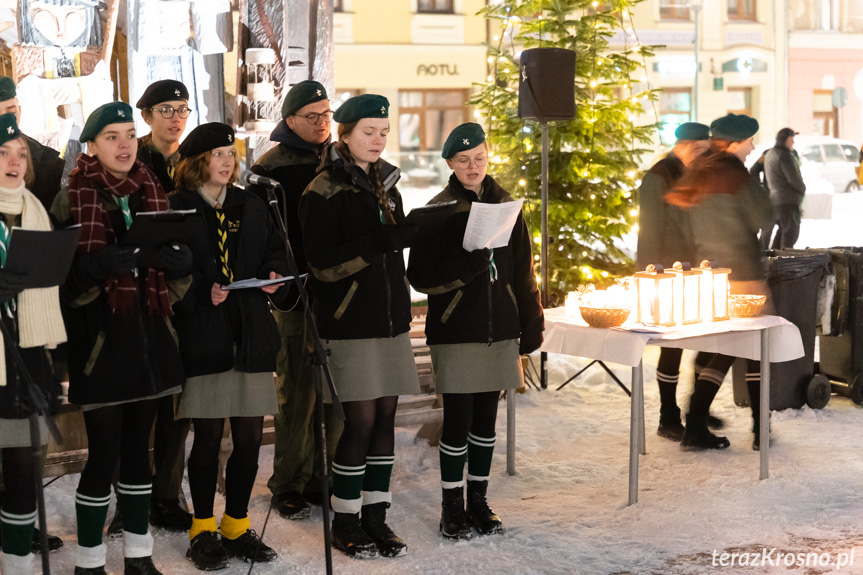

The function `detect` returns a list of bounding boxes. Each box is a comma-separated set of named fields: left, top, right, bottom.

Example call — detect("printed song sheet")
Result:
left=462, top=199, right=524, bottom=251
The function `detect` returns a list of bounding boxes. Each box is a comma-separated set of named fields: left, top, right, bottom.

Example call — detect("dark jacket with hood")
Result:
left=137, top=134, right=179, bottom=195
left=764, top=139, right=805, bottom=207
left=407, top=174, right=543, bottom=349
left=169, top=186, right=289, bottom=377
left=24, top=134, right=64, bottom=210
left=299, top=145, right=411, bottom=340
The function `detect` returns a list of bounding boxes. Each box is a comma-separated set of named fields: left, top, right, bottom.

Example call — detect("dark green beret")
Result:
left=136, top=80, right=189, bottom=109
left=178, top=122, right=235, bottom=158
left=80, top=102, right=135, bottom=143
left=441, top=122, right=486, bottom=159
left=0, top=113, right=20, bottom=147
left=281, top=80, right=328, bottom=119
left=0, top=77, right=15, bottom=103
left=710, top=113, right=759, bottom=142
left=333, top=94, right=389, bottom=124
left=674, top=122, right=709, bottom=142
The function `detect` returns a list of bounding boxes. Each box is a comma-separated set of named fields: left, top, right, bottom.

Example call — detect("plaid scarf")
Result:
left=68, top=154, right=172, bottom=317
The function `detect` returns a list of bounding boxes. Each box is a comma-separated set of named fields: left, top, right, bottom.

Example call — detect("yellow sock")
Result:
left=219, top=514, right=250, bottom=541
left=189, top=516, right=218, bottom=541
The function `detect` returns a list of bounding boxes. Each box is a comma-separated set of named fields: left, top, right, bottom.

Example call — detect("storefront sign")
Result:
left=417, top=63, right=460, bottom=76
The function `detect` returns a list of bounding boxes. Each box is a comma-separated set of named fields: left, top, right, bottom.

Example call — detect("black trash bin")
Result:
left=732, top=250, right=831, bottom=410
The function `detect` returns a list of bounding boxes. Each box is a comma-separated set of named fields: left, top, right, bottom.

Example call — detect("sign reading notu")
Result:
left=417, top=64, right=459, bottom=76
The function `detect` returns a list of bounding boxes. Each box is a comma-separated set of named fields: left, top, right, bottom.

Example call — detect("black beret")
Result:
left=0, top=77, right=15, bottom=103
left=281, top=80, right=328, bottom=119
left=710, top=113, right=759, bottom=142
left=80, top=102, right=135, bottom=143
left=136, top=80, right=190, bottom=109
left=333, top=94, right=389, bottom=124
left=674, top=122, right=709, bottom=142
left=178, top=122, right=236, bottom=158
left=441, top=122, right=486, bottom=159
left=0, top=113, right=20, bottom=146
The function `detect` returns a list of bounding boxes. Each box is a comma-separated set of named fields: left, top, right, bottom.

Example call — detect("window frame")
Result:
left=397, top=88, right=468, bottom=152
left=727, top=0, right=757, bottom=21
left=416, top=0, right=455, bottom=14
left=726, top=87, right=753, bottom=117
left=659, top=0, right=691, bottom=21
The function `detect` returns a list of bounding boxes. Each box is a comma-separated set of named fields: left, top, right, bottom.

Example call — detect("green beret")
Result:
left=0, top=77, right=15, bottom=103
left=674, top=122, right=709, bottom=142
left=136, top=80, right=189, bottom=109
left=333, top=94, right=389, bottom=124
left=178, top=122, right=235, bottom=158
left=281, top=80, right=328, bottom=119
left=80, top=102, right=135, bottom=143
left=441, top=122, right=486, bottom=159
left=710, top=113, right=759, bottom=142
left=0, top=113, right=20, bottom=147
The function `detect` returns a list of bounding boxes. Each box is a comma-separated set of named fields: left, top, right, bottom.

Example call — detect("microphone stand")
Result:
left=0, top=317, right=63, bottom=575
left=256, top=182, right=343, bottom=575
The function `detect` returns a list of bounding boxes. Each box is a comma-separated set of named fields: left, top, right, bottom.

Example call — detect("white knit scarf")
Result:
left=0, top=182, right=68, bottom=386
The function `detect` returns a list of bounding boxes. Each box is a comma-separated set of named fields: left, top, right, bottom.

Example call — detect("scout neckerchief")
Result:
left=215, top=203, right=234, bottom=284
left=0, top=218, right=15, bottom=318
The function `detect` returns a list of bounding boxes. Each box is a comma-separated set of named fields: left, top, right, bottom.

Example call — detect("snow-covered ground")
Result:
left=35, top=346, right=863, bottom=575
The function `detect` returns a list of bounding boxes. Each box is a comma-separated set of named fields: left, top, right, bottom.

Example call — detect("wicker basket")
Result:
left=579, top=306, right=631, bottom=328
left=729, top=294, right=767, bottom=318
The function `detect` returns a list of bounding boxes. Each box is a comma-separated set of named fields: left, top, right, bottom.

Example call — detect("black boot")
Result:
left=657, top=405, right=685, bottom=442
left=74, top=568, right=107, bottom=575
left=272, top=491, right=311, bottom=520
left=440, top=486, right=473, bottom=540
left=331, top=512, right=377, bottom=559
left=124, top=556, right=164, bottom=575
left=31, top=527, right=64, bottom=553
left=680, top=413, right=730, bottom=451
left=150, top=498, right=193, bottom=532
left=361, top=502, right=407, bottom=557
left=186, top=531, right=229, bottom=571
left=465, top=481, right=503, bottom=535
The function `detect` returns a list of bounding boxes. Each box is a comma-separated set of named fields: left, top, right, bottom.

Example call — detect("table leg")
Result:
left=628, top=361, right=643, bottom=506
left=507, top=385, right=516, bottom=476
left=638, top=364, right=646, bottom=456
left=760, top=329, right=770, bottom=480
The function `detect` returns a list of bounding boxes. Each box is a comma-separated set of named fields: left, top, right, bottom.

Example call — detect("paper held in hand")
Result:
left=220, top=274, right=306, bottom=291
left=462, top=199, right=525, bottom=251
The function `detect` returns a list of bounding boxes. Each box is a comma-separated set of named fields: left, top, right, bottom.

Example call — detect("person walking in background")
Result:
left=763, top=127, right=805, bottom=250
left=250, top=80, right=344, bottom=522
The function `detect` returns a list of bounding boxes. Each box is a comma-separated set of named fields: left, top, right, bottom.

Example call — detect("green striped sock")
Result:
left=363, top=454, right=394, bottom=493
left=1, top=508, right=36, bottom=557
left=75, top=491, right=110, bottom=548
left=332, top=461, right=365, bottom=514
left=117, top=482, right=152, bottom=536
left=439, top=441, right=467, bottom=488
left=467, top=433, right=496, bottom=481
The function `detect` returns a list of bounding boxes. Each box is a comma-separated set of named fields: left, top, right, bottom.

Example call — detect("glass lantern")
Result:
left=699, top=260, right=731, bottom=321
left=670, top=261, right=702, bottom=325
left=635, top=264, right=676, bottom=326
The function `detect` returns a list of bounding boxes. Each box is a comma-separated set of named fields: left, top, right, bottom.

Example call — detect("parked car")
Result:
left=749, top=136, right=860, bottom=195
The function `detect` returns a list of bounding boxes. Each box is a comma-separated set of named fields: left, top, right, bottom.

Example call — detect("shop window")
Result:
left=727, top=87, right=752, bottom=116
left=334, top=0, right=343, bottom=12
left=728, top=0, right=756, bottom=20
left=813, top=89, right=838, bottom=137
left=659, top=0, right=690, bottom=21
left=792, top=0, right=839, bottom=30
left=657, top=88, right=691, bottom=144
left=417, top=0, right=455, bottom=13
left=398, top=89, right=467, bottom=152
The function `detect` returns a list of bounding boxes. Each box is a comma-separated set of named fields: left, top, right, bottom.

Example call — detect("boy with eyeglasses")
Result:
left=250, top=80, right=344, bottom=522
left=136, top=80, right=192, bottom=194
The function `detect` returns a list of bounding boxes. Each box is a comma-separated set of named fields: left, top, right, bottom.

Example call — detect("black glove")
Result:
left=158, top=242, right=193, bottom=278
left=94, top=245, right=138, bottom=276
left=373, top=224, right=418, bottom=252
left=0, top=270, right=25, bottom=304
left=518, top=329, right=543, bottom=356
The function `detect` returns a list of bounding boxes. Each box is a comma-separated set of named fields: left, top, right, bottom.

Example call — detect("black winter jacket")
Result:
left=636, top=153, right=695, bottom=269
left=169, top=187, right=288, bottom=377
left=764, top=146, right=805, bottom=206
left=299, top=145, right=411, bottom=340
left=137, top=134, right=178, bottom=195
left=407, top=175, right=543, bottom=347
left=24, top=134, right=64, bottom=210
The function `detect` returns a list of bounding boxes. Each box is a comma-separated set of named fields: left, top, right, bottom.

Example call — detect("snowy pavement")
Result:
left=36, top=347, right=863, bottom=575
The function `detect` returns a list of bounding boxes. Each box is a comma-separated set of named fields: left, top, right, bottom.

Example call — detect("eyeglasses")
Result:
left=294, top=111, right=334, bottom=125
left=151, top=106, right=192, bottom=119
left=453, top=155, right=489, bottom=169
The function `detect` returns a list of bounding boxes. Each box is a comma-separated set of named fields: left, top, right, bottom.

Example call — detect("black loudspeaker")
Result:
left=518, top=48, right=576, bottom=122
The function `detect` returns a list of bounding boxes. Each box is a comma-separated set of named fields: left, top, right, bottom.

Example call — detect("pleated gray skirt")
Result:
left=323, top=333, right=421, bottom=403
left=0, top=417, right=49, bottom=448
left=176, top=369, right=278, bottom=419
left=431, top=339, right=523, bottom=394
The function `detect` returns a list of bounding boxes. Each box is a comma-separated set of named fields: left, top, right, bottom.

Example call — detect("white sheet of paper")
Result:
left=220, top=274, right=305, bottom=291
left=462, top=199, right=525, bottom=251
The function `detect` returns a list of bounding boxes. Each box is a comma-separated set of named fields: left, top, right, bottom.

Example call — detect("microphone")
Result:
left=238, top=170, right=281, bottom=189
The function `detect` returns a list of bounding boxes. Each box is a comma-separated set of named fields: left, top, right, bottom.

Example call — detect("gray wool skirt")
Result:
left=0, top=417, right=49, bottom=448
left=176, top=369, right=278, bottom=419
left=322, top=333, right=421, bottom=403
left=431, top=339, right=523, bottom=394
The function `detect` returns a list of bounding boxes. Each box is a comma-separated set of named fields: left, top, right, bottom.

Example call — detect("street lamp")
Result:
left=691, top=0, right=703, bottom=122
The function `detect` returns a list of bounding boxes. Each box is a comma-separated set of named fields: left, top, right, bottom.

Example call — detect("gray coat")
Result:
left=764, top=146, right=806, bottom=206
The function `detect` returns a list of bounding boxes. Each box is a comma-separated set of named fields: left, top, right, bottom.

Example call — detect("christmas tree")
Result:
left=472, top=0, right=658, bottom=305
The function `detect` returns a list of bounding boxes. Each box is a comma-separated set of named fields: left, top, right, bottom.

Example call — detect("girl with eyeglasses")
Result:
left=169, top=123, right=286, bottom=570
left=135, top=80, right=192, bottom=195
left=407, top=122, right=543, bottom=541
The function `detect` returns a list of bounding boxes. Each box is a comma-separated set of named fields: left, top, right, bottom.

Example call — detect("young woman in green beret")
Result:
left=667, top=113, right=773, bottom=452
left=169, top=122, right=286, bottom=570
left=299, top=93, right=420, bottom=559
left=407, top=122, right=543, bottom=540
left=50, top=102, right=191, bottom=575
left=0, top=113, right=67, bottom=574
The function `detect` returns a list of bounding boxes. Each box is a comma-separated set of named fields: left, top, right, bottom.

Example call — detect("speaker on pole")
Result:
left=518, top=48, right=576, bottom=122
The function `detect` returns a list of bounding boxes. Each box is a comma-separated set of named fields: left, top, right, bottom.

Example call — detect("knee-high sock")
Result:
left=75, top=490, right=110, bottom=549
left=363, top=454, right=394, bottom=506
left=0, top=508, right=36, bottom=557
left=439, top=441, right=467, bottom=489
left=467, top=433, right=495, bottom=482
left=331, top=461, right=364, bottom=514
